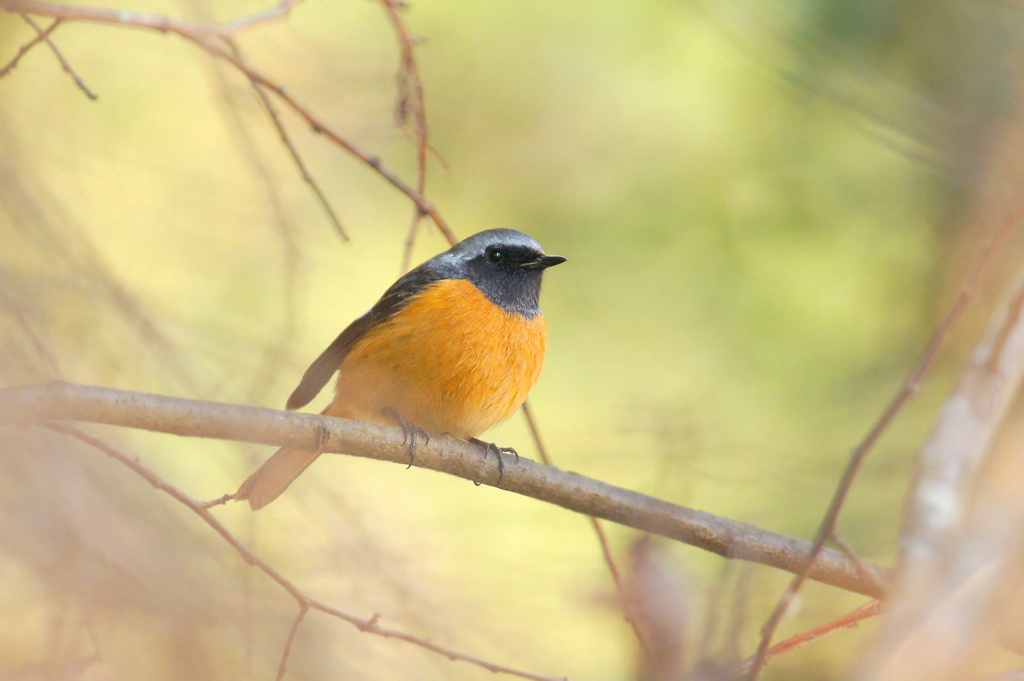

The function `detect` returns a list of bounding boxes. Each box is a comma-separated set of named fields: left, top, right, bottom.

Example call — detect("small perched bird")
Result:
left=235, top=229, right=566, bottom=510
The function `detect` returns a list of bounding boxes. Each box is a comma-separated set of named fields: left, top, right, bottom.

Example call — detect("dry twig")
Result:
left=45, top=422, right=563, bottom=681
left=524, top=402, right=654, bottom=656
left=276, top=603, right=308, bottom=681
left=859, top=263, right=1024, bottom=680
left=18, top=12, right=96, bottom=98
left=0, top=15, right=59, bottom=76
left=379, top=0, right=440, bottom=272
left=831, top=533, right=887, bottom=598
left=224, top=37, right=348, bottom=241
left=723, top=599, right=882, bottom=679
left=2, top=0, right=457, bottom=244
left=747, top=214, right=1017, bottom=680
left=0, top=382, right=890, bottom=597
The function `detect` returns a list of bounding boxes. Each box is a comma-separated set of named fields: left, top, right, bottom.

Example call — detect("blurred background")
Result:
left=3, top=0, right=1024, bottom=679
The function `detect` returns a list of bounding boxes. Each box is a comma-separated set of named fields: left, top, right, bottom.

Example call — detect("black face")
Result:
left=482, top=242, right=541, bottom=270
left=417, top=229, right=565, bottom=318
left=465, top=243, right=551, bottom=318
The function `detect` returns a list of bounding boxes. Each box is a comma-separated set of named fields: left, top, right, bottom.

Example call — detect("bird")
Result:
left=235, top=228, right=566, bottom=510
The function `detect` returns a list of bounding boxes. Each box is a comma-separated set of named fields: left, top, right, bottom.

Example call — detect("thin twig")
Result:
left=379, top=0, right=440, bottom=273
left=523, top=402, right=654, bottom=655
left=831, top=533, right=887, bottom=597
left=859, top=262, right=1024, bottom=680
left=192, top=24, right=303, bottom=404
left=6, top=0, right=268, bottom=38
left=8, top=0, right=459, bottom=244
left=224, top=38, right=348, bottom=241
left=276, top=603, right=308, bottom=681
left=0, top=382, right=890, bottom=597
left=199, top=493, right=234, bottom=508
left=222, top=0, right=304, bottom=33
left=45, top=422, right=563, bottom=681
left=0, top=16, right=59, bottom=77
left=722, top=599, right=882, bottom=679
left=746, top=215, right=1017, bottom=680
left=20, top=12, right=97, bottom=99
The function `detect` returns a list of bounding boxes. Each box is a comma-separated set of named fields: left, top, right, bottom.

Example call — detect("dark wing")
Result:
left=285, top=264, right=444, bottom=410
left=285, top=312, right=374, bottom=410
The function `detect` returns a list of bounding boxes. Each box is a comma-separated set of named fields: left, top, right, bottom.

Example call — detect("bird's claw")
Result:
left=470, top=438, right=518, bottom=486
left=383, top=408, right=430, bottom=468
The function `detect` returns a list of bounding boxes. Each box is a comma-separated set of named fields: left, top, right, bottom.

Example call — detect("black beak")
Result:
left=521, top=255, right=567, bottom=270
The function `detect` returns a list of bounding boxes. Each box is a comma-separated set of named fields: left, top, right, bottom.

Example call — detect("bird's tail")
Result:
left=234, top=447, right=321, bottom=510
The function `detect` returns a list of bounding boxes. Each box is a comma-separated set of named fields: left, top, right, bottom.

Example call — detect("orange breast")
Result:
left=326, top=279, right=548, bottom=439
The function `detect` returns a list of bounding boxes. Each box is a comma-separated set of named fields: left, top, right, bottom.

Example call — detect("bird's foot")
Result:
left=470, top=438, right=518, bottom=486
left=383, top=408, right=430, bottom=468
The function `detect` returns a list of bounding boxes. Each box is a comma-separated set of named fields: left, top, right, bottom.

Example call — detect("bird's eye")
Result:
left=487, top=248, right=503, bottom=263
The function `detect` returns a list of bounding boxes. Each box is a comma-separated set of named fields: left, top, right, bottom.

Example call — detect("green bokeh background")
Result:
left=2, top=0, right=1021, bottom=679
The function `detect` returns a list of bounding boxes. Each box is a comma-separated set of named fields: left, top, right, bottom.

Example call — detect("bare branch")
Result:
left=47, top=422, right=564, bottom=681
left=523, top=401, right=653, bottom=655
left=19, top=12, right=97, bottom=99
left=722, top=599, right=882, bottom=679
left=0, top=15, right=59, bottom=77
left=221, top=0, right=304, bottom=34
left=225, top=37, right=348, bottom=241
left=0, top=382, right=890, bottom=597
left=190, top=28, right=303, bottom=402
left=831, top=533, right=887, bottom=597
left=747, top=213, right=1017, bottom=679
left=858, top=263, right=1024, bottom=680
left=900, top=277, right=1024, bottom=572
left=379, top=0, right=441, bottom=273
left=592, top=517, right=653, bottom=653
left=4, top=0, right=459, bottom=243
left=276, top=603, right=308, bottom=681
left=5, top=0, right=244, bottom=37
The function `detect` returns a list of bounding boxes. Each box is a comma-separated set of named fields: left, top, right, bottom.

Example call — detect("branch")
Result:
left=48, top=422, right=559, bottom=681
left=20, top=12, right=97, bottom=99
left=857, top=264, right=1024, bottom=680
left=221, top=0, right=303, bottom=33
left=901, top=275, right=1024, bottom=582
left=721, top=599, right=882, bottom=679
left=832, top=532, right=887, bottom=597
left=747, top=213, right=1017, bottom=679
left=3, top=0, right=458, bottom=243
left=0, top=15, right=59, bottom=77
left=0, top=381, right=890, bottom=598
left=524, top=401, right=653, bottom=655
left=378, top=0, right=441, bottom=272
left=275, top=602, right=308, bottom=681
left=225, top=37, right=349, bottom=241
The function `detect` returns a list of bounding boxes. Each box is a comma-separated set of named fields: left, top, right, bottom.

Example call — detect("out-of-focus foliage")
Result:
left=1, top=0, right=1022, bottom=679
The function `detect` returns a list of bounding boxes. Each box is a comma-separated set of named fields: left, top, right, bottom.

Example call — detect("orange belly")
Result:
left=326, top=278, right=547, bottom=438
